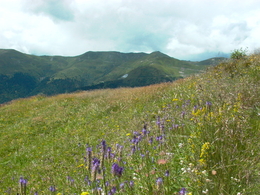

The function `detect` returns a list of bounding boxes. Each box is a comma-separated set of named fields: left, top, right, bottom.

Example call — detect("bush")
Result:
left=230, top=48, right=248, bottom=60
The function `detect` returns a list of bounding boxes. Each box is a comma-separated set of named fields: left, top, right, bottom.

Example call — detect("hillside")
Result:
left=0, top=53, right=259, bottom=194
left=0, top=49, right=224, bottom=104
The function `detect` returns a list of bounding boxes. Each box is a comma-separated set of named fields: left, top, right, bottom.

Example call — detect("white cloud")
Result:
left=0, top=0, right=260, bottom=60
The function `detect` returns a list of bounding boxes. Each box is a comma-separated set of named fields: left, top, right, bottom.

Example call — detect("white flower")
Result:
left=178, top=143, right=184, bottom=148
left=181, top=168, right=186, bottom=174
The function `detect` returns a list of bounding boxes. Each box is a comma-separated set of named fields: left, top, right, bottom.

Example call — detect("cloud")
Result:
left=0, top=0, right=260, bottom=60
left=22, top=0, right=75, bottom=21
left=163, top=1, right=260, bottom=60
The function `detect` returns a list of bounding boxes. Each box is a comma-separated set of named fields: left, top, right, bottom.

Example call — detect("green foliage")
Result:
left=0, top=73, right=38, bottom=103
left=0, top=49, right=223, bottom=104
left=230, top=48, right=248, bottom=60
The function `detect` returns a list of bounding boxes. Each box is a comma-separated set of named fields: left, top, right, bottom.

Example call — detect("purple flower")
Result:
left=67, top=176, right=74, bottom=184
left=156, top=135, right=163, bottom=142
left=179, top=187, right=187, bottom=195
left=19, top=177, right=27, bottom=185
left=84, top=176, right=91, bottom=186
left=131, top=136, right=138, bottom=144
left=129, top=180, right=134, bottom=187
left=116, top=144, right=124, bottom=157
left=84, top=176, right=91, bottom=185
left=92, top=158, right=100, bottom=166
left=149, top=137, right=153, bottom=144
left=116, top=144, right=123, bottom=150
left=96, top=187, right=102, bottom=192
left=86, top=147, right=92, bottom=171
left=111, top=186, right=116, bottom=193
left=110, top=153, right=116, bottom=159
left=142, top=128, right=147, bottom=135
left=133, top=131, right=141, bottom=136
left=86, top=147, right=92, bottom=153
left=160, top=124, right=165, bottom=131
left=173, top=124, right=179, bottom=129
left=106, top=147, right=112, bottom=158
left=131, top=145, right=136, bottom=154
left=49, top=186, right=56, bottom=192
left=120, top=182, right=125, bottom=189
left=108, top=186, right=117, bottom=195
left=92, top=158, right=100, bottom=172
left=156, top=177, right=163, bottom=186
left=157, top=116, right=161, bottom=125
left=111, top=163, right=124, bottom=177
left=181, top=111, right=186, bottom=119
left=165, top=170, right=170, bottom=177
left=34, top=192, right=38, bottom=195
left=101, top=140, right=107, bottom=152
left=206, top=101, right=212, bottom=108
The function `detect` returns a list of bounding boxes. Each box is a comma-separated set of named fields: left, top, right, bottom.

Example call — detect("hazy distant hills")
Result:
left=0, top=49, right=226, bottom=103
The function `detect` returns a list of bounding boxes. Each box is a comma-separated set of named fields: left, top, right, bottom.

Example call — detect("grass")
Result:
left=0, top=54, right=259, bottom=195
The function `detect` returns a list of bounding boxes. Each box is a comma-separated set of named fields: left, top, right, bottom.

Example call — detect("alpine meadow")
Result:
left=0, top=51, right=260, bottom=195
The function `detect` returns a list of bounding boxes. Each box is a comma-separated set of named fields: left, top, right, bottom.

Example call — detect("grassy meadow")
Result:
left=0, top=54, right=259, bottom=194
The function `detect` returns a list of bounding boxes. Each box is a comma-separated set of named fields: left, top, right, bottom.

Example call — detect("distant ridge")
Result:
left=0, top=49, right=226, bottom=103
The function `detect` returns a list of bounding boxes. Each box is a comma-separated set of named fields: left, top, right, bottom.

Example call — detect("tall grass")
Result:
left=0, top=54, right=259, bottom=194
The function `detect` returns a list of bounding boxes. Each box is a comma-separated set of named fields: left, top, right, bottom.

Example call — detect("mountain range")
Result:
left=0, top=49, right=225, bottom=104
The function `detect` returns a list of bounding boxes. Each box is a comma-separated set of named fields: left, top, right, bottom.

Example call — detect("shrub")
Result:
left=230, top=48, right=248, bottom=60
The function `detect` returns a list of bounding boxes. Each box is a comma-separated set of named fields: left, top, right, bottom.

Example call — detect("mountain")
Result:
left=0, top=49, right=225, bottom=104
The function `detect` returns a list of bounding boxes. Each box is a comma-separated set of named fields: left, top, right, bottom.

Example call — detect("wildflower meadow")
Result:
left=0, top=53, right=259, bottom=194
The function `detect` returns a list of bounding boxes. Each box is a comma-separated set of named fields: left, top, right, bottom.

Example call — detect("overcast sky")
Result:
left=1, top=0, right=260, bottom=61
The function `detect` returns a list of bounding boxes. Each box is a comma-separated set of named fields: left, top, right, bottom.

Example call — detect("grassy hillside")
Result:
left=0, top=54, right=259, bottom=194
left=0, top=49, right=223, bottom=104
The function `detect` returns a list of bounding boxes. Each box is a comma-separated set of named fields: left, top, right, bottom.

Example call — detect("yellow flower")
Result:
left=199, top=158, right=206, bottom=165
left=200, top=142, right=210, bottom=158
left=77, top=164, right=84, bottom=168
left=81, top=192, right=90, bottom=195
left=172, top=98, right=179, bottom=101
left=126, top=133, right=131, bottom=136
left=192, top=107, right=206, bottom=116
left=57, top=193, right=62, bottom=195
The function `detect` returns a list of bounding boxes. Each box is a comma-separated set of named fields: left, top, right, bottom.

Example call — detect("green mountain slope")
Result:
left=0, top=53, right=259, bottom=194
left=0, top=49, right=225, bottom=104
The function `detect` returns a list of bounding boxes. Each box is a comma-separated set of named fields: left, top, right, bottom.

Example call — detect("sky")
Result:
left=1, top=0, right=260, bottom=61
